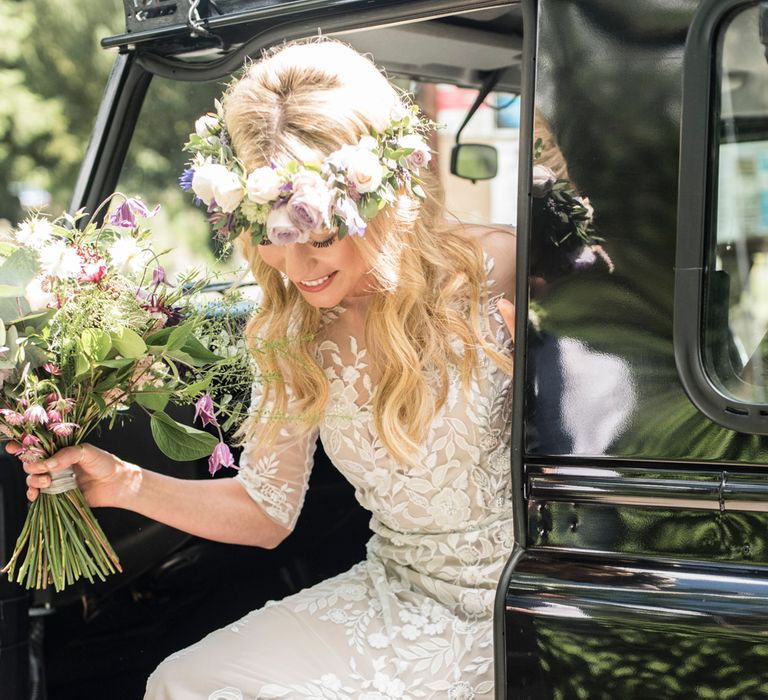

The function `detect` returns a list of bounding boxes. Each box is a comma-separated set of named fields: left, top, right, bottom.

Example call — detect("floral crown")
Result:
left=529, top=138, right=613, bottom=277
left=180, top=99, right=435, bottom=247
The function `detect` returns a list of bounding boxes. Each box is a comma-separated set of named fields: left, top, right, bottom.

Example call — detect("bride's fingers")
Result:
left=497, top=298, right=516, bottom=343
left=26, top=473, right=51, bottom=490
left=5, top=441, right=22, bottom=455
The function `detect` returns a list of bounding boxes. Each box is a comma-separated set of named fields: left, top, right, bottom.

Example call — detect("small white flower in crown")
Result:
left=180, top=98, right=436, bottom=248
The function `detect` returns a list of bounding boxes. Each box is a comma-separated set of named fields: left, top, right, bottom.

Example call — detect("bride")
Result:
left=17, top=38, right=517, bottom=699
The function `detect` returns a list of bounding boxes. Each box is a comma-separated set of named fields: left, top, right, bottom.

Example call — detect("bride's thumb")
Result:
left=39, top=444, right=89, bottom=473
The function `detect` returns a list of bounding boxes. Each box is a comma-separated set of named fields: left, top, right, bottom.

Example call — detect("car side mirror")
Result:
left=450, top=143, right=499, bottom=183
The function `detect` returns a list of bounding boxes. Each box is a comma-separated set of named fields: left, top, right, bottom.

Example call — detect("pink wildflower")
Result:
left=47, top=409, right=62, bottom=423
left=42, top=363, right=62, bottom=376
left=23, top=405, right=48, bottom=425
left=19, top=447, right=46, bottom=463
left=50, top=422, right=79, bottom=437
left=49, top=397, right=76, bottom=415
left=45, top=392, right=59, bottom=406
left=21, top=433, right=41, bottom=447
left=0, top=409, right=25, bottom=426
left=81, top=261, right=108, bottom=283
left=208, top=442, right=236, bottom=477
left=194, top=394, right=218, bottom=428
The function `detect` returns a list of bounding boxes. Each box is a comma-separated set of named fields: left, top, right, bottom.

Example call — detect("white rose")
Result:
left=191, top=162, right=229, bottom=206
left=15, top=219, right=53, bottom=249
left=194, top=115, right=219, bottom=138
left=358, top=135, right=378, bottom=152
left=24, top=277, right=55, bottom=310
left=326, top=144, right=357, bottom=171
left=212, top=170, right=245, bottom=213
left=346, top=148, right=383, bottom=194
left=245, top=166, right=282, bottom=204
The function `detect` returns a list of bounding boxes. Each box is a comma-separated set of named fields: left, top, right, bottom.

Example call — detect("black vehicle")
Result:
left=2, top=0, right=768, bottom=698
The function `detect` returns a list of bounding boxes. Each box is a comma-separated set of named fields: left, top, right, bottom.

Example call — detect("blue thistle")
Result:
left=179, top=168, right=194, bottom=191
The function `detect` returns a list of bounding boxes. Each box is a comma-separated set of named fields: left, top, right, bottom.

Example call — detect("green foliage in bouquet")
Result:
left=0, top=195, right=256, bottom=590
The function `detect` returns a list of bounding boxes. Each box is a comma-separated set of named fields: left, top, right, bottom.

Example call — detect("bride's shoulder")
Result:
left=461, top=222, right=517, bottom=286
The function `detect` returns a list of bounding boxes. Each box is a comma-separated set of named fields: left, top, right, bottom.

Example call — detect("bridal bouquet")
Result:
left=0, top=196, right=255, bottom=591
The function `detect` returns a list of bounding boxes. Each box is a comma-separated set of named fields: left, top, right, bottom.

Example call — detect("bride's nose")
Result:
left=284, top=242, right=320, bottom=280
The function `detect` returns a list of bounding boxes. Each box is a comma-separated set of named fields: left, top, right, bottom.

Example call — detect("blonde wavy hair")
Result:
left=227, top=38, right=513, bottom=465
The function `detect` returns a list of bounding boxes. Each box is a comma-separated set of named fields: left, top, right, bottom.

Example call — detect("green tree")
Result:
left=0, top=0, right=122, bottom=223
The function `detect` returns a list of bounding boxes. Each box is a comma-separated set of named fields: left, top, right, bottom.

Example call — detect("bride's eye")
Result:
left=259, top=238, right=273, bottom=246
left=311, top=234, right=337, bottom=249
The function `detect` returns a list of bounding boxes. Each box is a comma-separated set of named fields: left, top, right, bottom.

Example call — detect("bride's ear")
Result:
left=497, top=298, right=515, bottom=344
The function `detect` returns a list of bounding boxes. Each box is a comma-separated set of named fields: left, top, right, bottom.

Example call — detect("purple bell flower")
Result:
left=194, top=394, right=218, bottom=428
left=208, top=441, right=236, bottom=476
left=109, top=198, right=160, bottom=228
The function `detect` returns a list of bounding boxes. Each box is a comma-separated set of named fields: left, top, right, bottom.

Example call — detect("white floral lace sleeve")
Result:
left=234, top=381, right=319, bottom=531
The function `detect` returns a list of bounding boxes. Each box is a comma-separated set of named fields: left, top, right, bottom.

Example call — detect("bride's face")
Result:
left=257, top=229, right=374, bottom=308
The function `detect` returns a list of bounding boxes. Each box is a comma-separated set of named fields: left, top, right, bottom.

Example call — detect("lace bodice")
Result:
left=235, top=231, right=515, bottom=600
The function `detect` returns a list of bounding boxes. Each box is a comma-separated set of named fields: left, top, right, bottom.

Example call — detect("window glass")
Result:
left=115, top=79, right=241, bottom=279
left=706, top=3, right=768, bottom=402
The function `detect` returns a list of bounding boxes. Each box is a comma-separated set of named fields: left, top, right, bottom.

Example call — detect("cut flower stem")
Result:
left=2, top=487, right=122, bottom=591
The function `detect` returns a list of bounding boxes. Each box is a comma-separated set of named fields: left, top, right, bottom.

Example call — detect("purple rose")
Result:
left=208, top=441, right=236, bottom=476
left=266, top=202, right=310, bottom=245
left=287, top=171, right=333, bottom=232
left=398, top=135, right=432, bottom=170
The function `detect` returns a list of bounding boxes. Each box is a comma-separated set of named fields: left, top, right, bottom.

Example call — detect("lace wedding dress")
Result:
left=145, top=235, right=515, bottom=700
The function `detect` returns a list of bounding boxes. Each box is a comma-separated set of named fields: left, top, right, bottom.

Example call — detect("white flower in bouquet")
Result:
left=24, top=277, right=56, bottom=311
left=246, top=166, right=282, bottom=204
left=38, top=240, right=81, bottom=280
left=107, top=237, right=151, bottom=276
left=15, top=218, right=54, bottom=249
left=0, top=195, right=257, bottom=591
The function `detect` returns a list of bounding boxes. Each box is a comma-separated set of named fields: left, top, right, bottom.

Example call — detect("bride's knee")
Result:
left=144, top=650, right=198, bottom=699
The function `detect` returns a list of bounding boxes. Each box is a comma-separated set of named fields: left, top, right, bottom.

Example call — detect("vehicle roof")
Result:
left=103, top=0, right=522, bottom=91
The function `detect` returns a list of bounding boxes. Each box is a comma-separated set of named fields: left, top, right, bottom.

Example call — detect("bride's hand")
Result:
left=497, top=298, right=516, bottom=344
left=7, top=442, right=131, bottom=506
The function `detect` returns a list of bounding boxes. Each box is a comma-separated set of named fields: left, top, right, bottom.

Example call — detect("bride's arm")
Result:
left=111, top=460, right=292, bottom=548
left=15, top=442, right=291, bottom=548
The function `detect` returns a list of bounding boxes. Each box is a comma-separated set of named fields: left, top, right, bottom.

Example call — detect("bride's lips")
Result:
left=296, top=270, right=338, bottom=293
